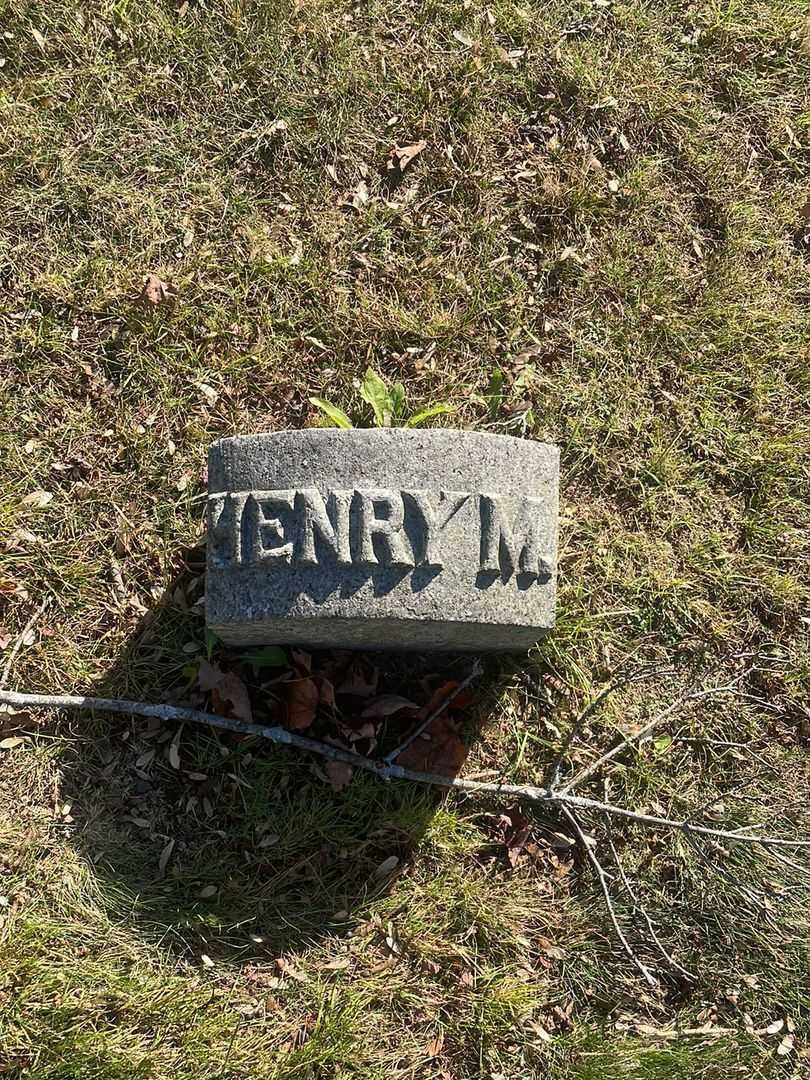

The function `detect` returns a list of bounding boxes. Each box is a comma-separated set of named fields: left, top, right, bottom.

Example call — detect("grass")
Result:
left=1, top=0, right=809, bottom=1075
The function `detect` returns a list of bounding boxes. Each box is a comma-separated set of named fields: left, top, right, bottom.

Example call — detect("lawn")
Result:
left=1, top=0, right=809, bottom=1076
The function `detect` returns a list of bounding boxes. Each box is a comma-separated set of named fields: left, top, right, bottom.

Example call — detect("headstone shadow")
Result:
left=59, top=542, right=512, bottom=965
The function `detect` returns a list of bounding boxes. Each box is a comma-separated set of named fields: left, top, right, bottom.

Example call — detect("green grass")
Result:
left=1, top=0, right=810, bottom=1075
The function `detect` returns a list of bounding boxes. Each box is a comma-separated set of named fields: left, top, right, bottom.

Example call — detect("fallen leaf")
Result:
left=201, top=953, right=215, bottom=968
left=537, top=935, right=566, bottom=960
left=158, top=838, right=175, bottom=876
left=766, top=1019, right=784, bottom=1035
left=395, top=714, right=467, bottom=776
left=372, top=855, right=400, bottom=881
left=168, top=739, right=181, bottom=770
left=139, top=273, right=175, bottom=305
left=325, top=760, right=353, bottom=792
left=425, top=1031, right=445, bottom=1057
left=198, top=659, right=253, bottom=723
left=198, top=382, right=218, bottom=406
left=319, top=677, right=336, bottom=710
left=198, top=885, right=217, bottom=898
left=241, top=645, right=288, bottom=669
left=0, top=737, right=26, bottom=750
left=277, top=957, right=308, bottom=983
left=291, top=649, right=312, bottom=673
left=336, top=655, right=379, bottom=697
left=777, top=1033, right=795, bottom=1055
left=21, top=490, right=53, bottom=508
left=502, top=808, right=532, bottom=868
left=386, top=140, right=427, bottom=175
left=31, top=27, right=46, bottom=50
left=285, top=676, right=319, bottom=730
left=452, top=29, right=474, bottom=46
left=418, top=680, right=474, bottom=716
left=361, top=694, right=419, bottom=719
left=346, top=179, right=369, bottom=210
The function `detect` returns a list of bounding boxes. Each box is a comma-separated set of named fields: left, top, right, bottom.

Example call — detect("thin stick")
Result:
left=383, top=659, right=482, bottom=764
left=1, top=689, right=808, bottom=850
left=544, top=666, right=671, bottom=789
left=560, top=805, right=657, bottom=986
left=559, top=678, right=749, bottom=794
left=605, top=829, right=696, bottom=980
left=0, top=597, right=49, bottom=691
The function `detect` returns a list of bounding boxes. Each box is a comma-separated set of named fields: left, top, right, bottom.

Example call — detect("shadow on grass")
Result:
left=59, top=541, right=519, bottom=966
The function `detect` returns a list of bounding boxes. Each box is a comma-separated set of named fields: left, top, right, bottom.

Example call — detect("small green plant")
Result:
left=310, top=367, right=456, bottom=429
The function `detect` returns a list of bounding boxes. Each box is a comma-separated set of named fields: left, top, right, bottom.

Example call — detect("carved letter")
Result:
left=208, top=492, right=249, bottom=568
left=294, top=488, right=352, bottom=566
left=356, top=489, right=413, bottom=567
left=244, top=490, right=296, bottom=564
left=403, top=490, right=469, bottom=566
left=479, top=493, right=551, bottom=578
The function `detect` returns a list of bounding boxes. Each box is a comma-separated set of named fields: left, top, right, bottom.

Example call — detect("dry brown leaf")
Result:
left=325, top=760, right=353, bottom=792
left=361, top=694, right=419, bottom=719
left=386, top=140, right=427, bottom=175
left=537, top=935, right=566, bottom=960
left=285, top=676, right=319, bottom=730
left=139, top=273, right=175, bottom=305
left=425, top=1031, right=445, bottom=1057
left=198, top=659, right=253, bottom=723
left=502, top=808, right=532, bottom=867
left=395, top=714, right=467, bottom=776
left=276, top=957, right=308, bottom=983
left=336, top=655, right=379, bottom=697
left=21, top=490, right=53, bottom=508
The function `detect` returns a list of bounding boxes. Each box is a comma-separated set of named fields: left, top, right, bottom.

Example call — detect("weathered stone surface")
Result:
left=206, top=429, right=559, bottom=651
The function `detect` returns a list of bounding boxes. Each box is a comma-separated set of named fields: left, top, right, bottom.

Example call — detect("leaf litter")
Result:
left=186, top=645, right=476, bottom=788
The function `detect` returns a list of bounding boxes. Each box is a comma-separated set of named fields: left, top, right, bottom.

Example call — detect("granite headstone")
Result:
left=206, top=429, right=558, bottom=650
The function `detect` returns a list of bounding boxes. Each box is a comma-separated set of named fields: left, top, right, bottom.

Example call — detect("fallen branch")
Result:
left=560, top=664, right=758, bottom=794
left=605, top=828, right=696, bottom=981
left=561, top=805, right=656, bottom=987
left=543, top=665, right=672, bottom=790
left=1, top=688, right=807, bottom=851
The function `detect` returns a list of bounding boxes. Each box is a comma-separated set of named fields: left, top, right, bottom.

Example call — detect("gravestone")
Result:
left=206, top=429, right=558, bottom=651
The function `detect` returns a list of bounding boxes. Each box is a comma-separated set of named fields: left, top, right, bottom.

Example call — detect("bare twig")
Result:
left=560, top=805, right=657, bottom=987
left=0, top=689, right=808, bottom=851
left=383, top=658, right=483, bottom=764
left=560, top=674, right=753, bottom=794
left=0, top=597, right=49, bottom=691
left=544, top=666, right=672, bottom=790
left=605, top=829, right=696, bottom=980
